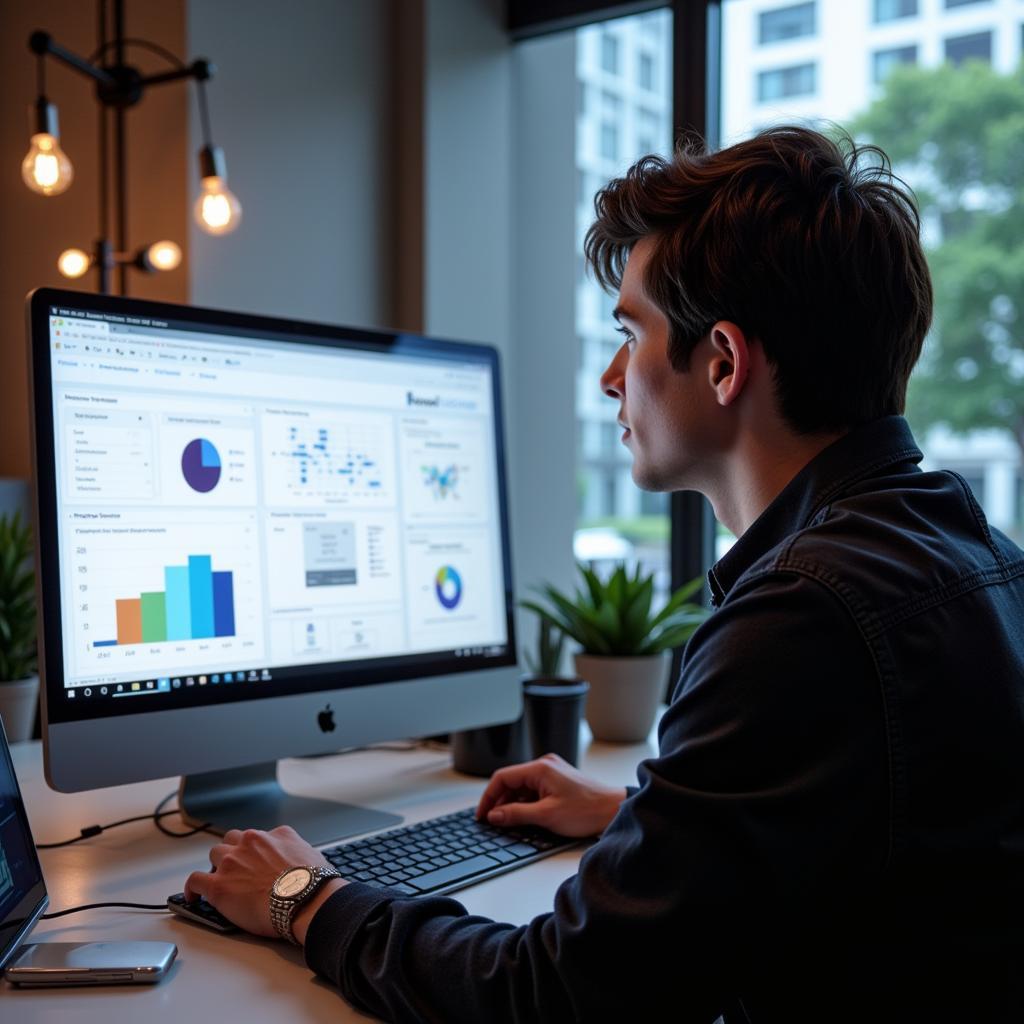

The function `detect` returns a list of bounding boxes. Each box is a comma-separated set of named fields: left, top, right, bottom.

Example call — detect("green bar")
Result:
left=140, top=592, right=167, bottom=643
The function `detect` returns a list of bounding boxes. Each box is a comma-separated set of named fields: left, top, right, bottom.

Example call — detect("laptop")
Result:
left=0, top=717, right=49, bottom=970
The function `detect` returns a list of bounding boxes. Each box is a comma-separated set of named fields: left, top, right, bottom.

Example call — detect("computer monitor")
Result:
left=26, top=288, right=520, bottom=844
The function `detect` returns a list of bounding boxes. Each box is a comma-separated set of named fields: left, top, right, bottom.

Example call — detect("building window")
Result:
left=872, top=44, right=918, bottom=83
left=601, top=32, right=619, bottom=74
left=944, top=30, right=992, bottom=66
left=757, top=62, right=816, bottom=102
left=944, top=0, right=990, bottom=9
left=873, top=0, right=918, bottom=21
left=758, top=2, right=816, bottom=46
left=599, top=121, right=619, bottom=161
left=638, top=52, right=655, bottom=90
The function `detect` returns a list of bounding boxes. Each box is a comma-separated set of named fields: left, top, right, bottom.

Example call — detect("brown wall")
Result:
left=0, top=0, right=188, bottom=480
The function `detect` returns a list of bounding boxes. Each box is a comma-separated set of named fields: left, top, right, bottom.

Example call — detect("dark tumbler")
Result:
left=522, top=678, right=589, bottom=766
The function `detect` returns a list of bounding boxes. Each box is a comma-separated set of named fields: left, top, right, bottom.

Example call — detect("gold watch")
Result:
left=269, top=864, right=340, bottom=944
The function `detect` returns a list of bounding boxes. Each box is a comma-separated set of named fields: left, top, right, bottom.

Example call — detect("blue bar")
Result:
left=165, top=565, right=192, bottom=641
left=188, top=555, right=215, bottom=639
left=213, top=571, right=236, bottom=637
left=94, top=639, right=118, bottom=648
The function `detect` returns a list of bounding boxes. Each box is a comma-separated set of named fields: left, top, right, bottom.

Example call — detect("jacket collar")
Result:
left=708, top=416, right=923, bottom=607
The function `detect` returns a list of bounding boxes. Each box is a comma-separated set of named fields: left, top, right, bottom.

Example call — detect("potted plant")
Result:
left=522, top=563, right=709, bottom=742
left=0, top=511, right=39, bottom=743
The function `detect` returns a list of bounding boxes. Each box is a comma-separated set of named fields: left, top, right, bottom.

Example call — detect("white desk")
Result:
left=5, top=724, right=658, bottom=1021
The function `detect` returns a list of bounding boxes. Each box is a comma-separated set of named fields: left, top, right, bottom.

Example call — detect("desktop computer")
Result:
left=26, top=288, right=521, bottom=845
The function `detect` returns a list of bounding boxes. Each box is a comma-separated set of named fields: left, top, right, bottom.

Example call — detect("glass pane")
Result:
left=574, top=8, right=674, bottom=600
left=721, top=0, right=1024, bottom=547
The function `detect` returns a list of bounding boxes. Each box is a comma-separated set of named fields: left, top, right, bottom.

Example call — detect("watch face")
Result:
left=275, top=867, right=313, bottom=898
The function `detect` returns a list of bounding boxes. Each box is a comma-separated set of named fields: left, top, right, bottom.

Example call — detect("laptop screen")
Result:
left=0, top=721, right=47, bottom=969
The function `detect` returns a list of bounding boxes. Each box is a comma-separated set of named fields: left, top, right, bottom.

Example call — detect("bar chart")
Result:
left=67, top=514, right=264, bottom=676
left=99, top=554, right=236, bottom=647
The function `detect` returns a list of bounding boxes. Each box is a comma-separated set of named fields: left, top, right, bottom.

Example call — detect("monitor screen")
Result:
left=29, top=289, right=519, bottom=837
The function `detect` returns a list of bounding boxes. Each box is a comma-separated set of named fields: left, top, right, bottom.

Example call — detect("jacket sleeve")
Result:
left=304, top=571, right=887, bottom=1023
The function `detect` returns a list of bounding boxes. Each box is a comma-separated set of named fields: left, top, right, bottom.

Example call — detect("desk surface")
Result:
left=5, top=724, right=657, bottom=1021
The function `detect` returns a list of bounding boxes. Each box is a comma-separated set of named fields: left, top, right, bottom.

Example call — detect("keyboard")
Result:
left=320, top=806, right=579, bottom=897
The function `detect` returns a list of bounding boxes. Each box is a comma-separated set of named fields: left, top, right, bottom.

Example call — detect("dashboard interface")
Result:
left=39, top=301, right=512, bottom=717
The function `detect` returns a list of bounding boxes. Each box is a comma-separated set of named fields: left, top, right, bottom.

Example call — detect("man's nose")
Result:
left=600, top=345, right=626, bottom=400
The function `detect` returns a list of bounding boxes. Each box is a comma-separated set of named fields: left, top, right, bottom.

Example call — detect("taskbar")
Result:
left=65, top=667, right=274, bottom=702
left=63, top=642, right=507, bottom=703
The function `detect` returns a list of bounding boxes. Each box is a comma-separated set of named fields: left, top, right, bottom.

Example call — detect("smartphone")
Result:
left=4, top=940, right=177, bottom=986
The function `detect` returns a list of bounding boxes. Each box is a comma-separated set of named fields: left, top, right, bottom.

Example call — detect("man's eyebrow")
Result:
left=612, top=305, right=638, bottom=324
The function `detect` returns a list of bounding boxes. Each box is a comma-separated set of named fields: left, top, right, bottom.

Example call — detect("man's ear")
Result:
left=706, top=321, right=750, bottom=407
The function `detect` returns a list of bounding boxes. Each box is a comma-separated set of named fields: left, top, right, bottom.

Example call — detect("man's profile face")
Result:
left=599, top=236, right=718, bottom=494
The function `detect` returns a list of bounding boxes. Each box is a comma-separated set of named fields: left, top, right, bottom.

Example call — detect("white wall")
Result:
left=187, top=0, right=394, bottom=329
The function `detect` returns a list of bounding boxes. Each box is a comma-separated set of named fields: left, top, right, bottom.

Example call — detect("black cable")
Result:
left=41, top=902, right=168, bottom=921
left=36, top=791, right=213, bottom=848
left=37, top=54, right=45, bottom=97
left=88, top=37, right=186, bottom=70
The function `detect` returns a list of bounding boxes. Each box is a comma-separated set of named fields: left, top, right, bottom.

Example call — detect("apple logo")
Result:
left=317, top=704, right=336, bottom=733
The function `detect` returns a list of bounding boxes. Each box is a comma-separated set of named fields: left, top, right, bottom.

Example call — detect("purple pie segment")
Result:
left=182, top=438, right=222, bottom=493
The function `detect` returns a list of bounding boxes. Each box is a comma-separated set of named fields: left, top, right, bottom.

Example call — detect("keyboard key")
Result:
left=408, top=854, right=502, bottom=892
left=505, top=842, right=540, bottom=858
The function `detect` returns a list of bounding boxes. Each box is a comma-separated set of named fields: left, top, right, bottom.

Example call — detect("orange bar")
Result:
left=115, top=598, right=143, bottom=646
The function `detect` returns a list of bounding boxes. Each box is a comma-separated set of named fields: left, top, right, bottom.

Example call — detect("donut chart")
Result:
left=434, top=565, right=463, bottom=610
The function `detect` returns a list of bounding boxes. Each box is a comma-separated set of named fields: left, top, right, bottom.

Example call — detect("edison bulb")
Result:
left=22, top=133, right=73, bottom=196
left=146, top=240, right=182, bottom=271
left=57, top=248, right=90, bottom=279
left=195, top=176, right=241, bottom=235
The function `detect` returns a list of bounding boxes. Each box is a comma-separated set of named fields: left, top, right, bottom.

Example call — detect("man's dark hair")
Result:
left=584, top=125, right=933, bottom=435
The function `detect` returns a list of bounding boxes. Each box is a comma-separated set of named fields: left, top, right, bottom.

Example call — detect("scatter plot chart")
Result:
left=264, top=414, right=394, bottom=506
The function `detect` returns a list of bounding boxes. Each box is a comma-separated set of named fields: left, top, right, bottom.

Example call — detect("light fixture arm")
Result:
left=26, top=0, right=230, bottom=295
left=28, top=29, right=213, bottom=108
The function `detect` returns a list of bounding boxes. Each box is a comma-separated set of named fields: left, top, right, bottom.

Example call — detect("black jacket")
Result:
left=304, top=416, right=1024, bottom=1023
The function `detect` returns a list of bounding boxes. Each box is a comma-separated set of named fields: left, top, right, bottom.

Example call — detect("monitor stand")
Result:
left=178, top=761, right=402, bottom=845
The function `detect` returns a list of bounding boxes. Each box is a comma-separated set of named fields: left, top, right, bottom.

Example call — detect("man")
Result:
left=184, top=126, right=1024, bottom=1022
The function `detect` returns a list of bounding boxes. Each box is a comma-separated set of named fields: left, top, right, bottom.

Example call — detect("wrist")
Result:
left=292, top=877, right=348, bottom=947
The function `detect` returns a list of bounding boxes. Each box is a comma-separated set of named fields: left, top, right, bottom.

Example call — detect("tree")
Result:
left=849, top=62, right=1024, bottom=457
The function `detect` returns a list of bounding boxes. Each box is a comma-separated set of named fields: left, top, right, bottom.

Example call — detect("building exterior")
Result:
left=574, top=11, right=672, bottom=531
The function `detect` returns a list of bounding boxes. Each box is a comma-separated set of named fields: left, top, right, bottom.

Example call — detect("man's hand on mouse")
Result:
left=184, top=825, right=347, bottom=944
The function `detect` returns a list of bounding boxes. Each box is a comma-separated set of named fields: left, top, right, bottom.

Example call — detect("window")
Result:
left=599, top=121, right=619, bottom=160
left=757, top=63, right=816, bottom=102
left=575, top=9, right=673, bottom=600
left=601, top=32, right=619, bottom=74
left=944, top=0, right=990, bottom=8
left=873, top=44, right=918, bottom=83
left=600, top=421, right=619, bottom=457
left=944, top=30, right=993, bottom=65
left=758, top=3, right=816, bottom=45
left=638, top=52, right=655, bottom=91
left=874, top=0, right=918, bottom=21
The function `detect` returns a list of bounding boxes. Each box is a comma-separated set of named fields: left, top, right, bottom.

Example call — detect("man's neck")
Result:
left=707, top=428, right=846, bottom=538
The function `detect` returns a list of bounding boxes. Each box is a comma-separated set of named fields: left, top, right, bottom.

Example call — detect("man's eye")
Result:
left=615, top=326, right=635, bottom=346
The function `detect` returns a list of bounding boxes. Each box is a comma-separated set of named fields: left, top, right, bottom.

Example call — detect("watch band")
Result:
left=270, top=865, right=341, bottom=944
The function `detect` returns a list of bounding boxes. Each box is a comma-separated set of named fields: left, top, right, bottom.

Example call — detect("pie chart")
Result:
left=182, top=438, right=222, bottom=493
left=434, top=565, right=463, bottom=610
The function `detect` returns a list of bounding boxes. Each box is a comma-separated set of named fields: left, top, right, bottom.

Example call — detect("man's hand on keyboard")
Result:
left=184, top=825, right=347, bottom=942
left=476, top=754, right=627, bottom=838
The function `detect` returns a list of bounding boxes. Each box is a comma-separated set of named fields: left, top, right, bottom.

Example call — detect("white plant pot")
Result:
left=574, top=652, right=670, bottom=743
left=0, top=674, right=40, bottom=744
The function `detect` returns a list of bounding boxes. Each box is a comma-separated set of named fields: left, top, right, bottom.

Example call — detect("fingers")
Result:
left=184, top=869, right=216, bottom=904
left=476, top=759, right=548, bottom=819
left=487, top=797, right=554, bottom=829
